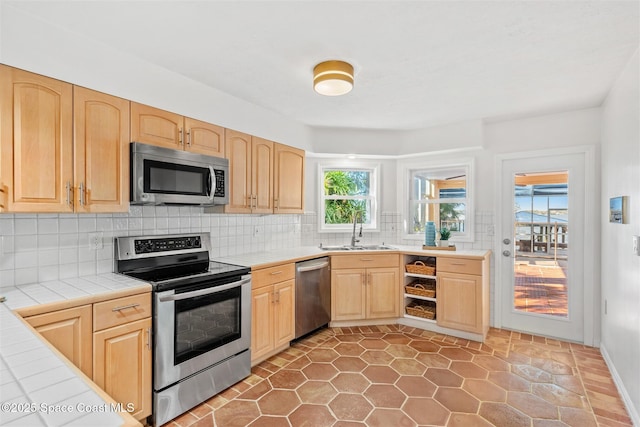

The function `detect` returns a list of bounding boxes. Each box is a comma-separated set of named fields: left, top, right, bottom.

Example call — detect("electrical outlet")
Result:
left=253, top=226, right=260, bottom=237
left=486, top=225, right=495, bottom=236
left=633, top=235, right=640, bottom=256
left=89, top=232, right=103, bottom=249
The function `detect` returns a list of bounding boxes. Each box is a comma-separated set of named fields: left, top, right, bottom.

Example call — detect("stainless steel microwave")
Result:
left=130, top=142, right=229, bottom=206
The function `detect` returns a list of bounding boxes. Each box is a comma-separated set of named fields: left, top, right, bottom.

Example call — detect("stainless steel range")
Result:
left=115, top=233, right=251, bottom=426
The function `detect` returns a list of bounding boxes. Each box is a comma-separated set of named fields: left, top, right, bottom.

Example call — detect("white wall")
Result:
left=0, top=3, right=313, bottom=151
left=600, top=49, right=640, bottom=424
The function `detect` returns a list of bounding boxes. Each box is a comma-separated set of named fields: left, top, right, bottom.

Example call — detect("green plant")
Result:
left=439, top=227, right=451, bottom=240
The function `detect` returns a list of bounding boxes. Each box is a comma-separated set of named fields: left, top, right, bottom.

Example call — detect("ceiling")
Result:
left=6, top=1, right=639, bottom=131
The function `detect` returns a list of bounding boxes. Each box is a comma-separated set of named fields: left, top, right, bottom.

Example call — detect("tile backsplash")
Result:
left=0, top=206, right=302, bottom=288
left=0, top=208, right=495, bottom=289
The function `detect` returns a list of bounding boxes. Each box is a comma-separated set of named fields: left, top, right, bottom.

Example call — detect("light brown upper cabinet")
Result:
left=74, top=86, right=129, bottom=213
left=130, top=102, right=224, bottom=157
left=0, top=66, right=130, bottom=213
left=222, top=130, right=305, bottom=214
left=224, top=130, right=274, bottom=214
left=274, top=143, right=305, bottom=213
left=0, top=65, right=74, bottom=212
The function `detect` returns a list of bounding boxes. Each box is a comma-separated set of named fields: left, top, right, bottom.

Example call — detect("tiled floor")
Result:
left=163, top=326, right=632, bottom=427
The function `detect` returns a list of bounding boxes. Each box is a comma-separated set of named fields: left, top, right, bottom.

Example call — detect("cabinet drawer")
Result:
left=437, top=258, right=482, bottom=275
left=252, top=263, right=295, bottom=288
left=332, top=254, right=399, bottom=269
left=93, top=293, right=151, bottom=332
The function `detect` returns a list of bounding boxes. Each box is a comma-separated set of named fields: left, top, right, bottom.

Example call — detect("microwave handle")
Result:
left=208, top=165, right=215, bottom=198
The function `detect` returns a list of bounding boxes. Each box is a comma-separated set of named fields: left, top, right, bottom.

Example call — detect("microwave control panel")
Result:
left=213, top=169, right=226, bottom=197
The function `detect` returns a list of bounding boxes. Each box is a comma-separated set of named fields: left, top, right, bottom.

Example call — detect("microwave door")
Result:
left=132, top=148, right=219, bottom=205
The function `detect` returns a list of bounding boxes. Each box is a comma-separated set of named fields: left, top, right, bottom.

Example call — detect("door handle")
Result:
left=502, top=250, right=511, bottom=257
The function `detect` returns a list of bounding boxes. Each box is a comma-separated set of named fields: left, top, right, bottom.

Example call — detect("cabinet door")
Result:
left=184, top=117, right=224, bottom=157
left=93, top=317, right=152, bottom=421
left=274, top=279, right=295, bottom=348
left=225, top=129, right=252, bottom=213
left=131, top=102, right=183, bottom=150
left=252, top=137, right=274, bottom=213
left=331, top=269, right=366, bottom=321
left=74, top=87, right=129, bottom=213
left=0, top=65, right=73, bottom=212
left=24, top=305, right=93, bottom=378
left=366, top=267, right=400, bottom=319
left=273, top=143, right=304, bottom=213
left=251, top=286, right=274, bottom=362
left=437, top=272, right=482, bottom=333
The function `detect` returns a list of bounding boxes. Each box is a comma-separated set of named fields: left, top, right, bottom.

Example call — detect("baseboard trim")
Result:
left=600, top=344, right=640, bottom=427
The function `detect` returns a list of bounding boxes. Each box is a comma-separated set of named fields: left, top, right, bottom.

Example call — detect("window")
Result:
left=401, top=160, right=474, bottom=242
left=319, top=164, right=379, bottom=232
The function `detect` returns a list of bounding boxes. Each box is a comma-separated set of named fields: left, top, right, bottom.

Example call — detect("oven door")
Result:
left=154, top=274, right=251, bottom=391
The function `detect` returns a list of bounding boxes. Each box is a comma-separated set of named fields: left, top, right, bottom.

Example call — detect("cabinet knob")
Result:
left=503, top=238, right=511, bottom=245
left=502, top=250, right=511, bottom=257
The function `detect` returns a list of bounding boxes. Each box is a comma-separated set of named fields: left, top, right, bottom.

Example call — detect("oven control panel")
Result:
left=134, top=236, right=202, bottom=254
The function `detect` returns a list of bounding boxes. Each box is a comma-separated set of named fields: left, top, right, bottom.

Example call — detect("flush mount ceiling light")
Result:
left=313, top=60, right=354, bottom=96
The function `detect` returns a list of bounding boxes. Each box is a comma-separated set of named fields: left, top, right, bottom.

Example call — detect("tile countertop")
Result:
left=216, top=245, right=492, bottom=269
left=0, top=274, right=151, bottom=427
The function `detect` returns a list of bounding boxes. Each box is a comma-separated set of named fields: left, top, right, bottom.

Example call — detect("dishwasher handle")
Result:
left=296, top=261, right=329, bottom=273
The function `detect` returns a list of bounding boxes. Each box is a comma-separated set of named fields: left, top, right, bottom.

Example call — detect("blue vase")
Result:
left=425, top=222, right=436, bottom=246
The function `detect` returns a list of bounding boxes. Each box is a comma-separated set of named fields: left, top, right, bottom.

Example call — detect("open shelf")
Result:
left=403, top=314, right=437, bottom=324
left=405, top=272, right=437, bottom=280
left=404, top=294, right=436, bottom=303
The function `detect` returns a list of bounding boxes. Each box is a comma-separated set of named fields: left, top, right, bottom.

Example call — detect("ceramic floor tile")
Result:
left=161, top=326, right=633, bottom=427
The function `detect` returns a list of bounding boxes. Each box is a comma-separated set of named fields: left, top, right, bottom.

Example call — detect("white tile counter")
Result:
left=0, top=274, right=150, bottom=427
left=216, top=245, right=491, bottom=269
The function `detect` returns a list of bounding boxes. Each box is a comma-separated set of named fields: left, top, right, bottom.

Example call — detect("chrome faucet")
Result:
left=351, top=212, right=363, bottom=247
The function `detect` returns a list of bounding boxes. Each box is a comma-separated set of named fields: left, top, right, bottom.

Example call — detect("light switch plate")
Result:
left=633, top=235, right=640, bottom=256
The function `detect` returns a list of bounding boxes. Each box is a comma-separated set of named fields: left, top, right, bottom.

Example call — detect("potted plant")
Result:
left=439, top=227, right=451, bottom=247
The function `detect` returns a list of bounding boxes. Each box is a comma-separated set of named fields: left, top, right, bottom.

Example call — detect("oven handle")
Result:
left=158, top=277, right=251, bottom=302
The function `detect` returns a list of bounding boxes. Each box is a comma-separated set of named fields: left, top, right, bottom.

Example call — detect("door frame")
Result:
left=494, top=145, right=599, bottom=346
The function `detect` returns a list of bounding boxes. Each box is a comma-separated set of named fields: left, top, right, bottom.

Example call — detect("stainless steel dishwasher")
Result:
left=295, top=257, right=331, bottom=339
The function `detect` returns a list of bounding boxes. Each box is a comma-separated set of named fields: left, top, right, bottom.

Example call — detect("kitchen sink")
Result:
left=319, top=244, right=396, bottom=251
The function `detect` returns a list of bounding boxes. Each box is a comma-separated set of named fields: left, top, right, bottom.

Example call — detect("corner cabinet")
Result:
left=401, top=252, right=491, bottom=341
left=131, top=102, right=225, bottom=157
left=251, top=263, right=295, bottom=365
left=0, top=65, right=129, bottom=213
left=331, top=254, right=401, bottom=323
left=24, top=305, right=93, bottom=378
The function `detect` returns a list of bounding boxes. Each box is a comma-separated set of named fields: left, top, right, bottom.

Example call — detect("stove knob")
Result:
left=194, top=237, right=201, bottom=248
left=185, top=238, right=193, bottom=248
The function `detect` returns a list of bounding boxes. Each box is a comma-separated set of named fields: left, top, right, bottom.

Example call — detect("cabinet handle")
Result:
left=112, top=303, right=140, bottom=312
left=66, top=181, right=73, bottom=206
left=179, top=128, right=184, bottom=146
left=146, top=327, right=151, bottom=349
left=0, top=185, right=5, bottom=209
left=270, top=271, right=283, bottom=275
left=272, top=290, right=277, bottom=304
left=449, top=262, right=466, bottom=266
left=359, top=258, right=374, bottom=262
left=79, top=182, right=86, bottom=206
left=276, top=290, right=281, bottom=304
left=186, top=129, right=191, bottom=147
left=274, top=198, right=279, bottom=210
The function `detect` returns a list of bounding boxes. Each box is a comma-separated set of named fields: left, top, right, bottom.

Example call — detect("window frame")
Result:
left=318, top=162, right=381, bottom=233
left=398, top=158, right=474, bottom=243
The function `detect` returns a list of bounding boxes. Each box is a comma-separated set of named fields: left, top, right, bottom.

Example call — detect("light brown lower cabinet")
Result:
left=93, top=317, right=152, bottom=421
left=330, top=254, right=401, bottom=322
left=331, top=267, right=400, bottom=321
left=251, top=263, right=295, bottom=364
left=24, top=305, right=93, bottom=378
left=21, top=292, right=152, bottom=422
